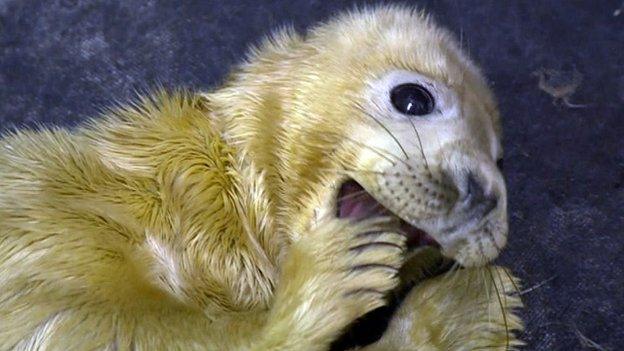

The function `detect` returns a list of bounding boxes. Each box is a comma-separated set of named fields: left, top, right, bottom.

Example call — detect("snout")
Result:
left=437, top=168, right=501, bottom=235
left=456, top=172, right=499, bottom=220
left=430, top=148, right=508, bottom=266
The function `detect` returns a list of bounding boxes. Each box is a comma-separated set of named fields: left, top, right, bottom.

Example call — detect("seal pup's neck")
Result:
left=205, top=31, right=350, bottom=241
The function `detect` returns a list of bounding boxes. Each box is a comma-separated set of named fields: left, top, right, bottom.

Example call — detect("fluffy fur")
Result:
left=0, top=6, right=522, bottom=350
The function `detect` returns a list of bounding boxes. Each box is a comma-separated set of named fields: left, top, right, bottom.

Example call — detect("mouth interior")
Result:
left=332, top=179, right=448, bottom=350
left=336, top=179, right=440, bottom=249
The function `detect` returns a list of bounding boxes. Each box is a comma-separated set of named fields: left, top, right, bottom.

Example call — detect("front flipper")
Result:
left=361, top=265, right=524, bottom=351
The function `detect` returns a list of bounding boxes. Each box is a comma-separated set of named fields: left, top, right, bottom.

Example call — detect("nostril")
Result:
left=462, top=173, right=485, bottom=204
left=496, top=158, right=505, bottom=172
left=460, top=172, right=498, bottom=216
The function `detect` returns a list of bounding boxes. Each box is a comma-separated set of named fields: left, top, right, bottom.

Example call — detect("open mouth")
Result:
left=332, top=179, right=450, bottom=350
left=331, top=177, right=502, bottom=349
left=336, top=179, right=440, bottom=250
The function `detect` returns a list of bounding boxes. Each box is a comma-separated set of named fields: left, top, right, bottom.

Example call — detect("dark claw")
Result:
left=349, top=242, right=403, bottom=253
left=349, top=263, right=398, bottom=274
left=354, top=228, right=401, bottom=239
left=354, top=230, right=386, bottom=239
left=343, top=288, right=385, bottom=298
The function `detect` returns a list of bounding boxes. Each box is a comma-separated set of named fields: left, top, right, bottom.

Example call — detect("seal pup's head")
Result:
left=210, top=5, right=506, bottom=267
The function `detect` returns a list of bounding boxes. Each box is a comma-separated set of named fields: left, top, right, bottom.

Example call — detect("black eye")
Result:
left=390, top=83, right=435, bottom=116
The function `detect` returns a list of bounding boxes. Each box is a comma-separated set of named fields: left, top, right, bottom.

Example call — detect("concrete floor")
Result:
left=1, top=1, right=623, bottom=349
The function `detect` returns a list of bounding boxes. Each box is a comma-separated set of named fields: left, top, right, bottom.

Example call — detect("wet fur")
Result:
left=0, top=6, right=522, bottom=350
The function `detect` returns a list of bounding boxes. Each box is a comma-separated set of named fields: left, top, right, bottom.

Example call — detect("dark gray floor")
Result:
left=1, top=1, right=623, bottom=349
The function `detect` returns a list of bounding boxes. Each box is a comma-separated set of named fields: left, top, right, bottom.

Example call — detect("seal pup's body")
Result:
left=0, top=6, right=522, bottom=350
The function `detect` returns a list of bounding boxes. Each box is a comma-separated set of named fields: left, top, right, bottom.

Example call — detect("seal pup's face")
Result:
left=302, top=8, right=506, bottom=267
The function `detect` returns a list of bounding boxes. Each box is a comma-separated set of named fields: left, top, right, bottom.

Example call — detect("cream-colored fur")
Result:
left=0, top=6, right=522, bottom=350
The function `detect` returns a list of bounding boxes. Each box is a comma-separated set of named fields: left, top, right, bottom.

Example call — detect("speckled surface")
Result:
left=1, top=1, right=623, bottom=349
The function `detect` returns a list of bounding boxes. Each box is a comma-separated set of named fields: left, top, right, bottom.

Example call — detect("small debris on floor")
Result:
left=574, top=326, right=608, bottom=350
left=515, top=275, right=557, bottom=296
left=532, top=67, right=587, bottom=108
left=614, top=2, right=624, bottom=16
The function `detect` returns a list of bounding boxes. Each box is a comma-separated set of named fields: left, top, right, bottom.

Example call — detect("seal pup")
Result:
left=0, top=5, right=521, bottom=350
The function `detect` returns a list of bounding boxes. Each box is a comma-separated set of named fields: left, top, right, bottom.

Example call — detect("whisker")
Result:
left=494, top=266, right=510, bottom=320
left=335, top=189, right=369, bottom=203
left=417, top=262, right=459, bottom=314
left=501, top=267, right=522, bottom=297
left=486, top=265, right=510, bottom=350
left=408, top=117, right=430, bottom=171
left=317, top=168, right=389, bottom=176
left=483, top=233, right=522, bottom=299
left=324, top=131, right=407, bottom=167
left=514, top=276, right=556, bottom=296
left=413, top=264, right=509, bottom=351
left=353, top=101, right=411, bottom=160
left=318, top=167, right=418, bottom=179
left=484, top=227, right=502, bottom=252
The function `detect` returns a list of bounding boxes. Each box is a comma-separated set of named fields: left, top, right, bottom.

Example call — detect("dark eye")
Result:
left=390, top=83, right=435, bottom=116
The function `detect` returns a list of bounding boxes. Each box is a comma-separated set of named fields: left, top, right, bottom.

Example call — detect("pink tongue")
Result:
left=337, top=181, right=390, bottom=220
left=337, top=180, right=440, bottom=249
